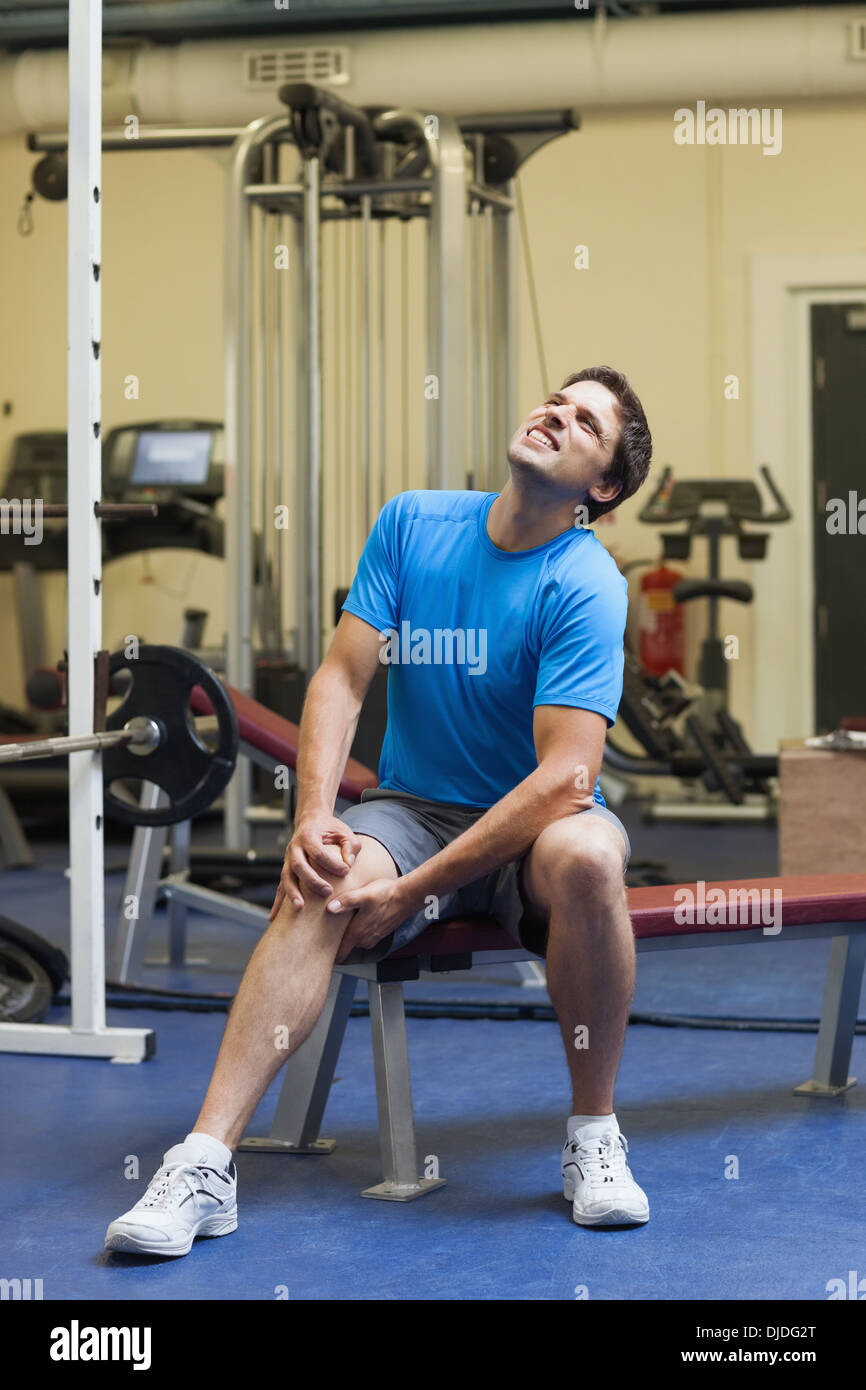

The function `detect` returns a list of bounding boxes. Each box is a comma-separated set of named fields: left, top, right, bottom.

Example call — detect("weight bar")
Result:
left=0, top=645, right=239, bottom=828
left=39, top=503, right=159, bottom=520
left=0, top=717, right=159, bottom=764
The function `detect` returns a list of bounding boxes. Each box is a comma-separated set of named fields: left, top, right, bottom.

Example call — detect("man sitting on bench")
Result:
left=106, top=364, right=654, bottom=1256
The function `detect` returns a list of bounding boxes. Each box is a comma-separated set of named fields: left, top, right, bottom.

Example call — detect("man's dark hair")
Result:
left=560, top=365, right=652, bottom=523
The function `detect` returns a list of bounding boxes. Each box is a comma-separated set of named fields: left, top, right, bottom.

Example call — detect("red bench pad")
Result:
left=628, top=874, right=866, bottom=938
left=390, top=874, right=866, bottom=958
left=191, top=681, right=378, bottom=802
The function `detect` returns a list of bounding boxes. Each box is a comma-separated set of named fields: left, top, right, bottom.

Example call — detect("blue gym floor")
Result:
left=1, top=805, right=864, bottom=1301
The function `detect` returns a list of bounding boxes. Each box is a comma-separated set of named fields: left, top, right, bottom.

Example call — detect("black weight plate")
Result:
left=0, top=940, right=53, bottom=1023
left=103, top=645, right=238, bottom=828
left=0, top=915, right=68, bottom=993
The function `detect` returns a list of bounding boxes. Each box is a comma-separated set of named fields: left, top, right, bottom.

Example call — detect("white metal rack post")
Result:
left=0, top=0, right=153, bottom=1060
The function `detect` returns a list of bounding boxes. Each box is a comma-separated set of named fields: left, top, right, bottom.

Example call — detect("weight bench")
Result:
left=238, top=874, right=866, bottom=1200
left=107, top=689, right=866, bottom=1201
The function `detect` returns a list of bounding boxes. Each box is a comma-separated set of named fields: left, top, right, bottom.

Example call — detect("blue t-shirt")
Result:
left=342, top=489, right=627, bottom=809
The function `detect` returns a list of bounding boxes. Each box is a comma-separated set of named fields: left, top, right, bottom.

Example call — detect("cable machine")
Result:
left=224, top=87, right=576, bottom=844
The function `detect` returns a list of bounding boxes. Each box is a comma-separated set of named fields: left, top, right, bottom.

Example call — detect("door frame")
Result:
left=749, top=253, right=866, bottom=750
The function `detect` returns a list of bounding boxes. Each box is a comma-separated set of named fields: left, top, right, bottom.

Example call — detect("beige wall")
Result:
left=515, top=97, right=866, bottom=738
left=0, top=141, right=228, bottom=705
left=1, top=93, right=864, bottom=738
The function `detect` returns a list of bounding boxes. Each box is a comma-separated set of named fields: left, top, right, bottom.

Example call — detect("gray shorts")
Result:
left=339, top=787, right=631, bottom=961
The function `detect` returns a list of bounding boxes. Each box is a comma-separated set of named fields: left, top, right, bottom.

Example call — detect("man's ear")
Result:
left=588, top=477, right=622, bottom=507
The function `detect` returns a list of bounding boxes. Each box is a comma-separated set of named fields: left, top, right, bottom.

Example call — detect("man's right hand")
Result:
left=269, top=814, right=364, bottom=921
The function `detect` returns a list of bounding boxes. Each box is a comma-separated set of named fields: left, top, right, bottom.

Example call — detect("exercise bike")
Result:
left=605, top=465, right=792, bottom=822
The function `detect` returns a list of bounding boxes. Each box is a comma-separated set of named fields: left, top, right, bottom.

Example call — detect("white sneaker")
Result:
left=105, top=1143, right=238, bottom=1256
left=562, top=1124, right=650, bottom=1227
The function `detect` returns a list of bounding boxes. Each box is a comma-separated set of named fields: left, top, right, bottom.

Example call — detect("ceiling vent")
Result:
left=242, top=46, right=350, bottom=90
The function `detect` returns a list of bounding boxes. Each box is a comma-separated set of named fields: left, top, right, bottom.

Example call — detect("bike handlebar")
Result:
left=638, top=464, right=792, bottom=526
left=757, top=464, right=792, bottom=524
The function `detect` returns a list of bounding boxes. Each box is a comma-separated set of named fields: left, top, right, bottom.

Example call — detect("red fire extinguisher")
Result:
left=639, top=564, right=685, bottom=676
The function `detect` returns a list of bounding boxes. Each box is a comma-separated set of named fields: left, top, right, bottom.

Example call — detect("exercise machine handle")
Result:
left=637, top=466, right=693, bottom=523
left=456, top=110, right=580, bottom=135
left=638, top=463, right=793, bottom=525
left=278, top=82, right=379, bottom=177
left=757, top=464, right=792, bottom=524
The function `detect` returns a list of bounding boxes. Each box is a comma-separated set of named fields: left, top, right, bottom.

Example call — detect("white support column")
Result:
left=370, top=108, right=467, bottom=493
left=66, top=0, right=106, bottom=1043
left=0, top=0, right=152, bottom=1060
left=490, top=181, right=518, bottom=491
left=427, top=117, right=468, bottom=491
left=223, top=114, right=289, bottom=848
left=303, top=152, right=323, bottom=681
left=223, top=127, right=254, bottom=848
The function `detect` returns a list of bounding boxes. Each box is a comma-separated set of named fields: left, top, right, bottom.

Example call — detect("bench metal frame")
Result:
left=236, top=919, right=866, bottom=1199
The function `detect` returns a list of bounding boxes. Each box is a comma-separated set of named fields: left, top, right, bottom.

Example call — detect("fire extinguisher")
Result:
left=639, top=564, right=685, bottom=676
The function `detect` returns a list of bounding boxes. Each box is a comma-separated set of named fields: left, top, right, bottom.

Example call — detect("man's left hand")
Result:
left=327, top=877, right=413, bottom=963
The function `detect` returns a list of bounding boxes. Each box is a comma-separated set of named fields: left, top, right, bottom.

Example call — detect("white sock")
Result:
left=183, top=1130, right=233, bottom=1169
left=567, top=1113, right=617, bottom=1141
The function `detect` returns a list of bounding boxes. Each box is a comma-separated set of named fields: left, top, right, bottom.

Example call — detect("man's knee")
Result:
left=304, top=832, right=398, bottom=908
left=270, top=832, right=398, bottom=933
left=334, top=833, right=399, bottom=895
left=319, top=835, right=400, bottom=930
left=525, top=813, right=626, bottom=913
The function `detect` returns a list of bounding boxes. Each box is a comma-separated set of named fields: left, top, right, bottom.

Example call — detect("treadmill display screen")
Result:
left=130, top=431, right=212, bottom=487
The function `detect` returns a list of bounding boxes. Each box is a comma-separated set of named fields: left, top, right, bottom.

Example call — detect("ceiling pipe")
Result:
left=0, top=6, right=864, bottom=138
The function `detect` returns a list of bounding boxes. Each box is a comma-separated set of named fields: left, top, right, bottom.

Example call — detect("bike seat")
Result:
left=673, top=579, right=753, bottom=605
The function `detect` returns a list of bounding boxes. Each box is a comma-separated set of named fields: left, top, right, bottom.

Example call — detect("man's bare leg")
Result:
left=192, top=834, right=398, bottom=1151
left=520, top=813, right=633, bottom=1114
left=520, top=812, right=648, bottom=1224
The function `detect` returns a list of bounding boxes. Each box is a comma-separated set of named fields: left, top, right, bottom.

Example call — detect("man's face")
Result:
left=506, top=380, right=623, bottom=508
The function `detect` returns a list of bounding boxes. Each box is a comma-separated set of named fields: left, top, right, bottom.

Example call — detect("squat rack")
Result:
left=0, top=0, right=154, bottom=1060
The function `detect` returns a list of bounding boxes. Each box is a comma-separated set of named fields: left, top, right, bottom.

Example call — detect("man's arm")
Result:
left=295, top=611, right=383, bottom=821
left=271, top=612, right=384, bottom=910
left=347, top=704, right=607, bottom=920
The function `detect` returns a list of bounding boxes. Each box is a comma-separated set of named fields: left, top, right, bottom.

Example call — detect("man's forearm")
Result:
left=397, top=763, right=594, bottom=915
left=295, top=667, right=363, bottom=819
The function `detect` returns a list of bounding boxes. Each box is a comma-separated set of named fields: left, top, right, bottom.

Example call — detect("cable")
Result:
left=55, top=980, right=235, bottom=1015
left=515, top=178, right=549, bottom=392
left=136, top=549, right=201, bottom=601
left=54, top=980, right=866, bottom=1035
left=628, top=1012, right=866, bottom=1035
left=400, top=219, right=410, bottom=493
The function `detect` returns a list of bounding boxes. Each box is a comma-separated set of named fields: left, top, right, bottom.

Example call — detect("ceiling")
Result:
left=0, top=1, right=862, bottom=51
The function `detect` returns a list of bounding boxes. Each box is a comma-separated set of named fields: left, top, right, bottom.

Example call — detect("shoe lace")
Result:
left=571, top=1132, right=628, bottom=1185
left=139, top=1163, right=204, bottom=1211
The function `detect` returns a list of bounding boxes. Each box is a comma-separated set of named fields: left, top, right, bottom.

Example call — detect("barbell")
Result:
left=0, top=645, right=239, bottom=828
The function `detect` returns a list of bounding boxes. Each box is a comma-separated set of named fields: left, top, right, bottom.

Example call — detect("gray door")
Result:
left=810, top=303, right=866, bottom=732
